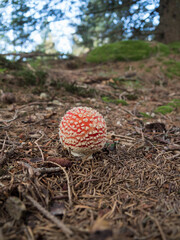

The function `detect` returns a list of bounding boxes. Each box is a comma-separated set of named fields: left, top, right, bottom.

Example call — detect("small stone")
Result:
left=52, top=100, right=62, bottom=105
left=40, top=92, right=48, bottom=100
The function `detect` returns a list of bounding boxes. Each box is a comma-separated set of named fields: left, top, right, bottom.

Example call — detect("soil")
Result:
left=0, top=55, right=180, bottom=240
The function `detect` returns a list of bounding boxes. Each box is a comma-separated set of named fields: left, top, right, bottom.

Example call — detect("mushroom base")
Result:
left=71, top=151, right=93, bottom=160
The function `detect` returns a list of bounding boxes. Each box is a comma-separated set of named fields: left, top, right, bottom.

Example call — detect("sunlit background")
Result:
left=0, top=0, right=160, bottom=54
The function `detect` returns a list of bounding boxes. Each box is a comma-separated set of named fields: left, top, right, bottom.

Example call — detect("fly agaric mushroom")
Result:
left=59, top=107, right=107, bottom=158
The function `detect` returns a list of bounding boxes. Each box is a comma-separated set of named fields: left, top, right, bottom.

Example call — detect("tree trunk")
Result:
left=155, top=0, right=180, bottom=43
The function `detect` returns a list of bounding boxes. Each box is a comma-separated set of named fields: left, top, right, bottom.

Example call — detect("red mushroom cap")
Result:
left=59, top=107, right=107, bottom=155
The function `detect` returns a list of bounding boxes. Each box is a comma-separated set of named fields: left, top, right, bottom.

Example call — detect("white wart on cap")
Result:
left=59, top=107, right=107, bottom=157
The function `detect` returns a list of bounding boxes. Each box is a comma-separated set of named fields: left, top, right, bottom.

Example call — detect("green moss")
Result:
left=0, top=68, right=7, bottom=73
left=17, top=69, right=36, bottom=85
left=86, top=40, right=172, bottom=63
left=15, top=68, right=47, bottom=86
left=152, top=43, right=170, bottom=56
left=155, top=105, right=174, bottom=115
left=111, top=77, right=142, bottom=89
left=87, top=40, right=153, bottom=63
left=154, top=99, right=180, bottom=115
left=168, top=99, right=180, bottom=108
left=168, top=41, right=180, bottom=54
left=140, top=112, right=152, bottom=118
left=164, top=60, right=180, bottom=77
left=102, top=96, right=128, bottom=105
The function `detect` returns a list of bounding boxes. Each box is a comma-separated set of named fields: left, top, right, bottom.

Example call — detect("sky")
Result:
left=1, top=0, right=81, bottom=54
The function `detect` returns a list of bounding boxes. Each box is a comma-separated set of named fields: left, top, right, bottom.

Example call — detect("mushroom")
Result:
left=59, top=107, right=107, bottom=158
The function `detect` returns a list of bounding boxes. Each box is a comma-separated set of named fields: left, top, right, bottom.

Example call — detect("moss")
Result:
left=17, top=69, right=36, bottom=86
left=15, top=68, right=47, bottom=86
left=168, top=99, right=180, bottom=108
left=168, top=41, right=180, bottom=54
left=102, top=96, right=128, bottom=105
left=152, top=43, right=170, bottom=56
left=87, top=40, right=153, bottom=63
left=154, top=99, right=180, bottom=115
left=164, top=60, right=180, bottom=77
left=140, top=112, right=152, bottom=118
left=155, top=105, right=174, bottom=115
left=0, top=68, right=7, bottom=73
left=86, top=40, right=172, bottom=63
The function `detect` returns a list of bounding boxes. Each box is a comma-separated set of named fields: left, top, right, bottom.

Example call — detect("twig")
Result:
left=46, top=161, right=72, bottom=206
left=107, top=133, right=135, bottom=141
left=24, top=194, right=72, bottom=237
left=0, top=110, right=18, bottom=123
left=166, top=153, right=180, bottom=160
left=0, top=136, right=7, bottom=165
left=34, top=131, right=45, bottom=161
left=17, top=161, right=63, bottom=175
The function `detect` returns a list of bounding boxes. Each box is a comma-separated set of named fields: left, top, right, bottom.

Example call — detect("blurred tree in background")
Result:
left=0, top=0, right=179, bottom=53
left=75, top=0, right=180, bottom=49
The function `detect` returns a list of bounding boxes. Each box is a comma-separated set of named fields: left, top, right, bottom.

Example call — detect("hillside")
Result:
left=0, top=41, right=180, bottom=240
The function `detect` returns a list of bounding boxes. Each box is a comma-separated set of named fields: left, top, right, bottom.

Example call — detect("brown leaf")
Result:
left=47, top=157, right=72, bottom=167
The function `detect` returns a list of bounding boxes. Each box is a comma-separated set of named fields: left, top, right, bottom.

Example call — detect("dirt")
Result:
left=0, top=55, right=180, bottom=240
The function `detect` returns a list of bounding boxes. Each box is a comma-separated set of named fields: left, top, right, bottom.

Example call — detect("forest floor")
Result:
left=0, top=53, right=180, bottom=240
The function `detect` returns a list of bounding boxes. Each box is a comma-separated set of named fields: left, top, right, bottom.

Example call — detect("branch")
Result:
left=0, top=51, right=72, bottom=60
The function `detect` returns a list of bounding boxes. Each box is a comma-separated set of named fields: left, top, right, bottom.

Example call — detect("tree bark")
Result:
left=155, top=0, right=180, bottom=43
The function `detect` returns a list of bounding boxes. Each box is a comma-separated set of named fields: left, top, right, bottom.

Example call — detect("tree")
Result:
left=74, top=0, right=160, bottom=49
left=0, top=0, right=69, bottom=51
left=74, top=0, right=180, bottom=48
left=155, top=0, right=180, bottom=43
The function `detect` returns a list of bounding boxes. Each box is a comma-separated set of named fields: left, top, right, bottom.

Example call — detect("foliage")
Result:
left=0, top=0, right=70, bottom=49
left=74, top=0, right=159, bottom=48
